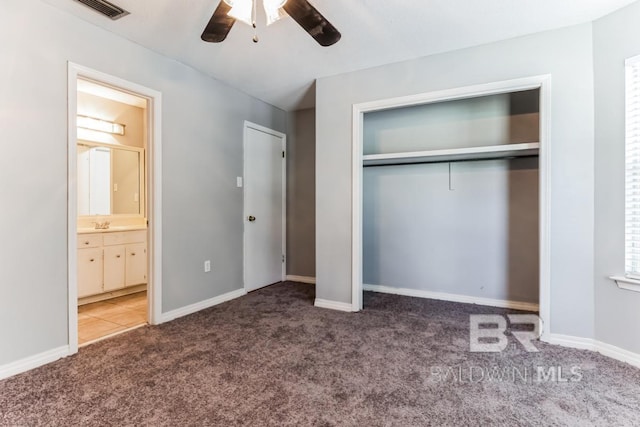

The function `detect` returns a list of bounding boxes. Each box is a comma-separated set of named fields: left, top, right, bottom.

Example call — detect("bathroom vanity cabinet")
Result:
left=77, top=229, right=147, bottom=298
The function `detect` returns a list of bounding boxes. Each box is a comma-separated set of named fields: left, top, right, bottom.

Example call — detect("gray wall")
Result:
left=362, top=93, right=540, bottom=303
left=286, top=108, right=316, bottom=277
left=0, top=0, right=285, bottom=366
left=363, top=91, right=540, bottom=155
left=593, top=2, right=640, bottom=354
left=316, top=24, right=596, bottom=338
left=363, top=158, right=539, bottom=304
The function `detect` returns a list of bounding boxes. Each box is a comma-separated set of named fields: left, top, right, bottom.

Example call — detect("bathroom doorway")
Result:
left=68, top=63, right=162, bottom=351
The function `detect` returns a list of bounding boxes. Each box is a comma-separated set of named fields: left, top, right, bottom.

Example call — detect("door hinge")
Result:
left=282, top=151, right=285, bottom=158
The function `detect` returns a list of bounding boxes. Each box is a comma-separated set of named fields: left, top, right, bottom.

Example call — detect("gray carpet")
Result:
left=1, top=282, right=640, bottom=426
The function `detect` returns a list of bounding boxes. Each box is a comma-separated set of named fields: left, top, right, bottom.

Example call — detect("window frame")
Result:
left=624, top=54, right=640, bottom=280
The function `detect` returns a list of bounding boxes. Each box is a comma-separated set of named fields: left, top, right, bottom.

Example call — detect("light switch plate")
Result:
left=204, top=260, right=211, bottom=272
left=236, top=177, right=243, bottom=188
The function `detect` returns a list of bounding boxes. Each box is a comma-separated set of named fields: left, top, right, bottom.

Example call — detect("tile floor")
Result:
left=78, top=291, right=147, bottom=345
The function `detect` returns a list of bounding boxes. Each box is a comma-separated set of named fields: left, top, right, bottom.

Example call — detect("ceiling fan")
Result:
left=201, top=0, right=341, bottom=46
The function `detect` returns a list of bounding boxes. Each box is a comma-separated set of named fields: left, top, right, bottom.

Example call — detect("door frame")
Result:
left=242, top=121, right=287, bottom=291
left=351, top=75, right=552, bottom=340
left=67, top=63, right=163, bottom=354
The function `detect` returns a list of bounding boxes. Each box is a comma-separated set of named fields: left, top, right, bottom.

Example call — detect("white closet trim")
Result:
left=351, top=75, right=552, bottom=341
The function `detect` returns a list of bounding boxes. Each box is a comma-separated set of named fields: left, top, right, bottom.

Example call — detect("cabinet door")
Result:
left=78, top=248, right=103, bottom=298
left=104, top=245, right=126, bottom=292
left=125, top=243, right=147, bottom=286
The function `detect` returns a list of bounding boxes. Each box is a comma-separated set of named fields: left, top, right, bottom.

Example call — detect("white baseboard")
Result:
left=543, top=333, right=595, bottom=351
left=595, top=340, right=640, bottom=368
left=286, top=275, right=316, bottom=284
left=363, top=284, right=539, bottom=312
left=314, top=298, right=353, bottom=312
left=544, top=333, right=640, bottom=369
left=160, top=288, right=247, bottom=323
left=0, top=346, right=69, bottom=381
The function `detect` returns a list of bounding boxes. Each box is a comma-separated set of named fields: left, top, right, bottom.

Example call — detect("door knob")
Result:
left=248, top=215, right=256, bottom=222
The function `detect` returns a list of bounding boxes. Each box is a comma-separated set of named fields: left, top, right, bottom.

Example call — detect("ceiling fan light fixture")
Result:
left=223, top=0, right=288, bottom=27
left=264, top=3, right=287, bottom=26
left=203, top=0, right=340, bottom=46
left=226, top=0, right=253, bottom=26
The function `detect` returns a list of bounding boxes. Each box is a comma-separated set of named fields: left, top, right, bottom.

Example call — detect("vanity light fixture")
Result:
left=77, top=115, right=125, bottom=136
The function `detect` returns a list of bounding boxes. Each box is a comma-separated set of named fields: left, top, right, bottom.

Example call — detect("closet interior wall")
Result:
left=362, top=89, right=541, bottom=306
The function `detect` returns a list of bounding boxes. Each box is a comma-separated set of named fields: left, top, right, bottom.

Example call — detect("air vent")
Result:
left=73, top=0, right=130, bottom=20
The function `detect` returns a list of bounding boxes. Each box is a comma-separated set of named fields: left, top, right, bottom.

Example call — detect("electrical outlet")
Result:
left=204, top=260, right=211, bottom=272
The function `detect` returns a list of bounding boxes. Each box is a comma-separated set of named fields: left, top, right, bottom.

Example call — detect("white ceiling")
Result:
left=42, top=0, right=637, bottom=111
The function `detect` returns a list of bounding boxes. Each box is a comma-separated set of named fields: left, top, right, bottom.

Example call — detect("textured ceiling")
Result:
left=42, top=0, right=637, bottom=111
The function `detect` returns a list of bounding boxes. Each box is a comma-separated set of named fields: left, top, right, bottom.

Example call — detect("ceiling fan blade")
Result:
left=282, top=0, right=341, bottom=47
left=201, top=1, right=236, bottom=43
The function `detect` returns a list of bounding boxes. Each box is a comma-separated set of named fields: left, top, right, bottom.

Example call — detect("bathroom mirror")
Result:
left=77, top=142, right=144, bottom=216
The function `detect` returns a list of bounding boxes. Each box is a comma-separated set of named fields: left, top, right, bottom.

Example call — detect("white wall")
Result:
left=316, top=24, right=596, bottom=338
left=593, top=1, right=640, bottom=354
left=0, top=0, right=285, bottom=366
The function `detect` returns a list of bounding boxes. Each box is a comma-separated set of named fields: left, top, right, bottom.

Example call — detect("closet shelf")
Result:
left=362, top=142, right=540, bottom=166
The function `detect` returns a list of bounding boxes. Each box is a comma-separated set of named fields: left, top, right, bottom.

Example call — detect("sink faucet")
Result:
left=94, top=220, right=110, bottom=230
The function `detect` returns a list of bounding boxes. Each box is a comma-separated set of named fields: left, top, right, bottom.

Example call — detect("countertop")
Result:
left=77, top=225, right=147, bottom=234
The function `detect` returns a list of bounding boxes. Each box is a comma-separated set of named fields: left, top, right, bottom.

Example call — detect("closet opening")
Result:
left=351, top=77, right=551, bottom=337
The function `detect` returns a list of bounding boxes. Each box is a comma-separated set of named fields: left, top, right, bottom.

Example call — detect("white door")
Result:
left=244, top=123, right=285, bottom=292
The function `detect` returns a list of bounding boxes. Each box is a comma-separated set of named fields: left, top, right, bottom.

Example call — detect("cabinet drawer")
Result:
left=77, top=234, right=102, bottom=249
left=103, top=230, right=147, bottom=246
